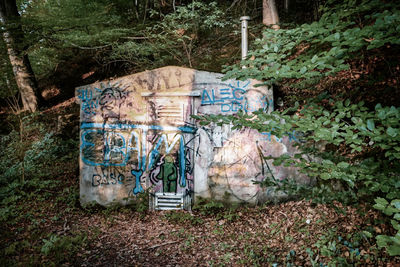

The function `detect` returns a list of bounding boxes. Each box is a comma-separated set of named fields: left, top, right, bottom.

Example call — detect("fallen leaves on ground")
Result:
left=2, top=195, right=399, bottom=266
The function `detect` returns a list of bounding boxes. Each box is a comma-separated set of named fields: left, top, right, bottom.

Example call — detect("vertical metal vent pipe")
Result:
left=284, top=0, right=290, bottom=13
left=240, top=16, right=250, bottom=68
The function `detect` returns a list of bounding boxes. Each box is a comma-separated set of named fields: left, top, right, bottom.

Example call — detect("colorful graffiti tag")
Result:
left=200, top=81, right=273, bottom=113
left=261, top=130, right=301, bottom=143
left=76, top=67, right=307, bottom=207
left=77, top=83, right=130, bottom=120
left=80, top=122, right=195, bottom=195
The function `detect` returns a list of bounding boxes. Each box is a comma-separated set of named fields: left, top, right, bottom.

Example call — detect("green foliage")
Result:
left=0, top=114, right=78, bottom=183
left=128, top=189, right=150, bottom=213
left=24, top=0, right=129, bottom=47
left=195, top=98, right=400, bottom=255
left=195, top=99, right=400, bottom=201
left=304, top=228, right=381, bottom=266
left=41, top=232, right=88, bottom=264
left=373, top=198, right=400, bottom=256
left=224, top=0, right=400, bottom=89
left=20, top=0, right=132, bottom=78
left=164, top=210, right=204, bottom=225
left=9, top=0, right=233, bottom=81
left=193, top=197, right=240, bottom=222
left=200, top=0, right=400, bottom=257
left=82, top=189, right=151, bottom=216
left=0, top=113, right=79, bottom=224
left=109, top=1, right=232, bottom=68
left=193, top=197, right=225, bottom=215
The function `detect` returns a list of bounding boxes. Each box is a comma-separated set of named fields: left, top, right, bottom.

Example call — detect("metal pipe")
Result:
left=284, top=0, right=290, bottom=13
left=240, top=16, right=250, bottom=64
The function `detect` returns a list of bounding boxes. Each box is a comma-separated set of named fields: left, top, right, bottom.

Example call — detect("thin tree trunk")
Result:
left=143, top=0, right=148, bottom=24
left=0, top=0, right=41, bottom=112
left=263, top=0, right=280, bottom=29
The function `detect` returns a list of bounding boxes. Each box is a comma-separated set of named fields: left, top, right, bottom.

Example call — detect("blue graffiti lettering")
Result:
left=81, top=123, right=194, bottom=195
left=261, top=130, right=300, bottom=143
left=200, top=81, right=273, bottom=113
left=78, top=87, right=102, bottom=115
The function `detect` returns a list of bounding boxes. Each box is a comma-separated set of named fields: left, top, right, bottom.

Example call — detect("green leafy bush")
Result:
left=195, top=100, right=400, bottom=201
left=373, top=198, right=400, bottom=256
left=194, top=99, right=400, bottom=256
left=41, top=232, right=88, bottom=264
left=224, top=0, right=400, bottom=89
left=109, top=1, right=232, bottom=69
left=0, top=113, right=79, bottom=223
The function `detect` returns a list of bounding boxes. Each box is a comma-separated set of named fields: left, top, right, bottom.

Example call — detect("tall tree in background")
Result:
left=263, top=0, right=279, bottom=28
left=0, top=0, right=41, bottom=112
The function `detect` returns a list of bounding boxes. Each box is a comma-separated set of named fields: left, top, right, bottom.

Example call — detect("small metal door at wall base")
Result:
left=149, top=192, right=192, bottom=211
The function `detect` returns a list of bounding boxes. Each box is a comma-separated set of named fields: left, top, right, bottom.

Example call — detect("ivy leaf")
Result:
left=337, top=162, right=350, bottom=168
left=392, top=200, right=400, bottom=210
left=387, top=245, right=400, bottom=256
left=367, top=119, right=375, bottom=131
left=320, top=173, right=331, bottom=179
left=375, top=197, right=389, bottom=206
left=373, top=203, right=386, bottom=211
left=387, top=127, right=398, bottom=137
left=311, top=55, right=318, bottom=63
left=384, top=206, right=398, bottom=216
left=378, top=110, right=387, bottom=120
left=391, top=219, right=400, bottom=230
left=362, top=231, right=372, bottom=238
left=191, top=115, right=201, bottom=120
left=376, top=235, right=391, bottom=247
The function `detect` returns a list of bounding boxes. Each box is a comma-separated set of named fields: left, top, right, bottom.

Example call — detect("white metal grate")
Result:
left=151, top=192, right=192, bottom=211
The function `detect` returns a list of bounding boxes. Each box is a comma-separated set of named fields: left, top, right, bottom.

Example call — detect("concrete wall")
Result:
left=76, top=66, right=310, bottom=206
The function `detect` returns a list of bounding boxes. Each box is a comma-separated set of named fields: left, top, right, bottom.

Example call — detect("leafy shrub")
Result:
left=195, top=100, right=400, bottom=201
left=193, top=196, right=241, bottom=222
left=193, top=197, right=225, bottom=215
left=194, top=98, right=400, bottom=256
left=0, top=113, right=79, bottom=224
left=224, top=0, right=400, bottom=89
left=109, top=1, right=232, bottom=69
left=373, top=198, right=400, bottom=256
left=41, top=232, right=88, bottom=264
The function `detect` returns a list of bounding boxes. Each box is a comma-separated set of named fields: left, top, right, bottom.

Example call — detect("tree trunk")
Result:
left=263, top=0, right=280, bottom=29
left=0, top=0, right=41, bottom=112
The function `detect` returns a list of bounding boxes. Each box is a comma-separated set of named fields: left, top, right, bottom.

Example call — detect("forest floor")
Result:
left=0, top=99, right=399, bottom=266
left=1, top=189, right=398, bottom=266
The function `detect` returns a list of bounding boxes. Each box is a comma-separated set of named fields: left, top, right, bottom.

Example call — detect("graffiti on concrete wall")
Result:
left=200, top=81, right=273, bottom=113
left=77, top=82, right=135, bottom=121
left=148, top=133, right=194, bottom=194
left=77, top=87, right=102, bottom=116
left=76, top=66, right=297, bottom=207
left=261, top=130, right=302, bottom=143
left=80, top=122, right=195, bottom=195
left=91, top=167, right=126, bottom=187
left=130, top=68, right=195, bottom=92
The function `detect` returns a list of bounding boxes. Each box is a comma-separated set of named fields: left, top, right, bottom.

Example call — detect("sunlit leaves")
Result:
left=224, top=0, right=400, bottom=89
